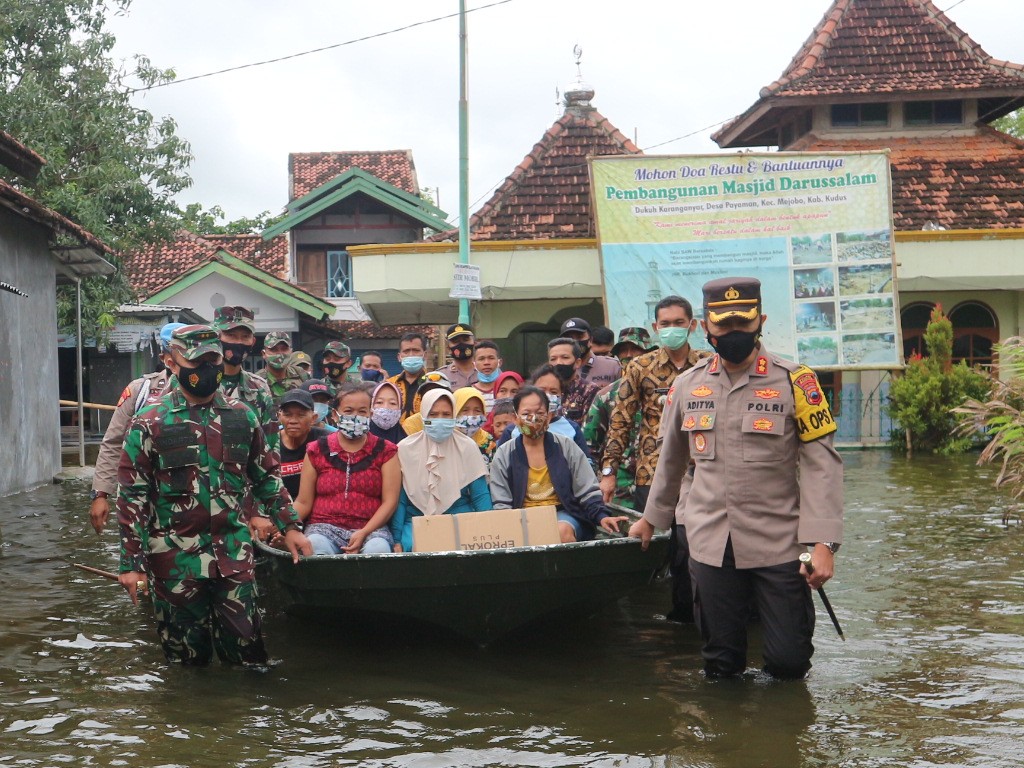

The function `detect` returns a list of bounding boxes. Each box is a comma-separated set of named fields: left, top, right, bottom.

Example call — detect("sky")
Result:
left=108, top=0, right=1021, bottom=225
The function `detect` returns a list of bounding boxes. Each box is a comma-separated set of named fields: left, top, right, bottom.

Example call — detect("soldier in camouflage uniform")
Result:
left=212, top=306, right=278, bottom=451
left=321, top=340, right=359, bottom=396
left=89, top=322, right=184, bottom=533
left=262, top=331, right=305, bottom=405
left=117, top=325, right=311, bottom=666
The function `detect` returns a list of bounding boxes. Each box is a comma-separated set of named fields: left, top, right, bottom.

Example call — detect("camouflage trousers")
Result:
left=152, top=571, right=267, bottom=666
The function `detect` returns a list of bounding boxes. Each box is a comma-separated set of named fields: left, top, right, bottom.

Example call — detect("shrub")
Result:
left=886, top=305, right=990, bottom=454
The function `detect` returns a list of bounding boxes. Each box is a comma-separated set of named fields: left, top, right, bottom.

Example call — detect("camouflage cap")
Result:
left=703, top=277, right=762, bottom=324
left=323, top=340, right=351, bottom=358
left=611, top=326, right=655, bottom=356
left=212, top=305, right=255, bottom=333
left=168, top=324, right=223, bottom=361
left=263, top=331, right=292, bottom=350
left=291, top=351, right=313, bottom=369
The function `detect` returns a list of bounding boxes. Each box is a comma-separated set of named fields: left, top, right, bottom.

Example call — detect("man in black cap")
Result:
left=276, top=388, right=330, bottom=501
left=631, top=277, right=844, bottom=679
left=444, top=323, right=478, bottom=390
left=212, top=306, right=277, bottom=450
left=560, top=317, right=621, bottom=388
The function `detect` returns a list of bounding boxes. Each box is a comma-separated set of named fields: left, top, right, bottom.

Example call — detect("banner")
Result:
left=590, top=152, right=901, bottom=369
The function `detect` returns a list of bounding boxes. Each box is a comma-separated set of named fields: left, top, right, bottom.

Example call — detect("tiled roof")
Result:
left=0, top=130, right=45, bottom=180
left=289, top=150, right=418, bottom=200
left=789, top=126, right=1024, bottom=230
left=125, top=230, right=289, bottom=298
left=202, top=234, right=288, bottom=279
left=312, top=318, right=438, bottom=342
left=764, top=0, right=1024, bottom=98
left=433, top=99, right=641, bottom=242
left=0, top=178, right=110, bottom=255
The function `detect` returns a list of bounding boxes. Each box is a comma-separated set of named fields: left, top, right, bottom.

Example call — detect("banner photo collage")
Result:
left=589, top=152, right=902, bottom=370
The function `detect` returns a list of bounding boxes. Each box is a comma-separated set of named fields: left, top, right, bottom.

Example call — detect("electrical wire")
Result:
left=128, top=0, right=514, bottom=94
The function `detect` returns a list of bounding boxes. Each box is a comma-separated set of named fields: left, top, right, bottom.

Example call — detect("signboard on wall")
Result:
left=590, top=151, right=901, bottom=370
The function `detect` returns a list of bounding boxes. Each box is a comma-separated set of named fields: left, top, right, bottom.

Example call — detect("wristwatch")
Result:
left=90, top=490, right=108, bottom=500
left=821, top=541, right=841, bottom=554
left=601, top=467, right=614, bottom=477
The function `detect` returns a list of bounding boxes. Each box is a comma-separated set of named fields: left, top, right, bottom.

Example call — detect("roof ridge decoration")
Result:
left=454, top=105, right=641, bottom=241
left=764, top=0, right=1024, bottom=98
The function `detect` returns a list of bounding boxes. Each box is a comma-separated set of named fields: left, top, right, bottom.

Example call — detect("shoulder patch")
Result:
left=115, top=385, right=132, bottom=407
left=789, top=366, right=836, bottom=443
left=707, top=355, right=720, bottom=374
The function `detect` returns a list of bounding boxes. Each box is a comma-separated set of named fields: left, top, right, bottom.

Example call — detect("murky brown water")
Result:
left=1, top=451, right=1022, bottom=767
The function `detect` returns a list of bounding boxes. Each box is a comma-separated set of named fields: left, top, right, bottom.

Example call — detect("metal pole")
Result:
left=75, top=277, right=85, bottom=467
left=457, top=0, right=471, bottom=325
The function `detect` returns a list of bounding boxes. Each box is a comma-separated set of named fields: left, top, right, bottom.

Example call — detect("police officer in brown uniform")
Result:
left=631, top=277, right=843, bottom=679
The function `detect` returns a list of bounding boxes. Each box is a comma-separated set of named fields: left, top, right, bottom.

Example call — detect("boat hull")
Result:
left=256, top=534, right=670, bottom=644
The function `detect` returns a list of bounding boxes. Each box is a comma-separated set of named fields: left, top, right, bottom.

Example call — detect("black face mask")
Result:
left=451, top=342, right=474, bottom=361
left=221, top=341, right=253, bottom=367
left=179, top=360, right=224, bottom=398
left=577, top=342, right=591, bottom=359
left=323, top=363, right=347, bottom=380
left=552, top=363, right=577, bottom=382
left=708, top=326, right=761, bottom=364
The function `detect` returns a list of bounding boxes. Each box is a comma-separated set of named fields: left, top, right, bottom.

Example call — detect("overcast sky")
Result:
left=109, top=0, right=1020, bottom=224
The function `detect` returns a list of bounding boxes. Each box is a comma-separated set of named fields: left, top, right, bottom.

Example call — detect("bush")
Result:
left=886, top=305, right=990, bottom=454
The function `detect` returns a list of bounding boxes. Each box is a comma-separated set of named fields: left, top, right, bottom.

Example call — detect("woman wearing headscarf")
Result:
left=453, top=387, right=495, bottom=462
left=483, top=371, right=524, bottom=440
left=391, top=389, right=493, bottom=552
left=369, top=380, right=407, bottom=445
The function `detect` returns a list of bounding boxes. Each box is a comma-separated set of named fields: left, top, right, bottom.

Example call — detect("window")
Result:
left=904, top=100, right=963, bottom=126
left=831, top=103, right=889, bottom=128
left=900, top=302, right=934, bottom=360
left=326, top=250, right=353, bottom=298
left=949, top=301, right=997, bottom=368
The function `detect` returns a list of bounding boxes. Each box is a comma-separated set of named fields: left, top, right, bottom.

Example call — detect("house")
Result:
left=0, top=130, right=113, bottom=493
left=261, top=150, right=448, bottom=371
left=349, top=82, right=642, bottom=372
left=712, top=0, right=1024, bottom=442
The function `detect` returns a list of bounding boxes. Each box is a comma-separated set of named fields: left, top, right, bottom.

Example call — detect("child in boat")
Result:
left=391, top=389, right=493, bottom=552
left=292, top=383, right=401, bottom=555
left=488, top=385, right=626, bottom=543
left=453, top=387, right=495, bottom=463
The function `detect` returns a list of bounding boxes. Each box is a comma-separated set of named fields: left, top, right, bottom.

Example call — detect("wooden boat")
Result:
left=255, top=528, right=671, bottom=645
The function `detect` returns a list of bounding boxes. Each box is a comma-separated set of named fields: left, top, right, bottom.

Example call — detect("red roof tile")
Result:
left=311, top=318, right=438, bottom=342
left=0, top=130, right=45, bottom=180
left=0, top=178, right=110, bottom=254
left=789, top=126, right=1024, bottom=230
left=767, top=0, right=1024, bottom=98
left=433, top=98, right=641, bottom=242
left=289, top=150, right=418, bottom=201
left=125, top=230, right=289, bottom=298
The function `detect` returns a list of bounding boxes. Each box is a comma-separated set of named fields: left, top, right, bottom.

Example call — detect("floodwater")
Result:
left=0, top=451, right=1021, bottom=767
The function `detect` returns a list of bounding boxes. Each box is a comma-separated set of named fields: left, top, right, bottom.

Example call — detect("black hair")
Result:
left=591, top=325, right=614, bottom=346
left=399, top=332, right=427, bottom=349
left=490, top=398, right=516, bottom=416
left=513, top=385, right=549, bottom=413
left=654, top=295, right=694, bottom=321
left=529, top=363, right=567, bottom=393
left=473, top=340, right=499, bottom=355
left=336, top=382, right=371, bottom=406
left=546, top=336, right=583, bottom=360
left=360, top=350, right=383, bottom=364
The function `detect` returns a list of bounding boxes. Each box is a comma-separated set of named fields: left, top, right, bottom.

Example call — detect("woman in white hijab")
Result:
left=391, top=389, right=492, bottom=552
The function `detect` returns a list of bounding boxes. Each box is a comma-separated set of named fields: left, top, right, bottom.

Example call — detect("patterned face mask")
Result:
left=372, top=407, right=401, bottom=430
left=456, top=414, right=485, bottom=437
left=336, top=414, right=370, bottom=440
left=517, top=412, right=549, bottom=439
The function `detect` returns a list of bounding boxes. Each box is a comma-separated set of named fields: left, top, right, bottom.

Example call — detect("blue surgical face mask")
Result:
left=400, top=356, right=424, bottom=374
left=476, top=367, right=502, bottom=384
left=456, top=414, right=485, bottom=437
left=337, top=414, right=370, bottom=439
left=424, top=418, right=457, bottom=442
left=313, top=402, right=331, bottom=423
left=658, top=326, right=691, bottom=351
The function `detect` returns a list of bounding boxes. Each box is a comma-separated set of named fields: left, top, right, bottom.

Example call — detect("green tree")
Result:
left=179, top=203, right=286, bottom=236
left=886, top=305, right=990, bottom=454
left=993, top=108, right=1023, bottom=138
left=0, top=0, right=193, bottom=339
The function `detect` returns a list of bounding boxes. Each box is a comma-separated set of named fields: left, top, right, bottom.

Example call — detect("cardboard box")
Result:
left=412, top=506, right=561, bottom=552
